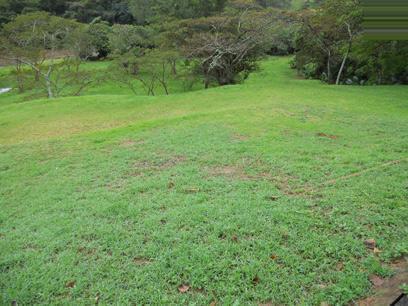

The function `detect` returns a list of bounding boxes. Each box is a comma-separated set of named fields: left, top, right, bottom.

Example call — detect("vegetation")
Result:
left=1, top=57, right=407, bottom=305
left=0, top=0, right=407, bottom=304
left=294, top=0, right=408, bottom=85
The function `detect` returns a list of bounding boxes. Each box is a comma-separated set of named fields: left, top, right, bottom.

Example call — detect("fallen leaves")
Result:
left=373, top=247, right=382, bottom=255
left=364, top=239, right=376, bottom=250
left=65, top=280, right=76, bottom=288
left=178, top=284, right=190, bottom=293
left=364, top=239, right=383, bottom=255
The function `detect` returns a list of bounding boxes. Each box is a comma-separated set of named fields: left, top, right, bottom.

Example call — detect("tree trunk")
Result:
left=204, top=75, right=210, bottom=89
left=34, top=69, right=40, bottom=82
left=336, top=43, right=351, bottom=85
left=45, top=66, right=53, bottom=99
left=171, top=60, right=177, bottom=76
left=15, top=60, right=24, bottom=93
left=336, top=23, right=353, bottom=85
left=327, top=50, right=331, bottom=83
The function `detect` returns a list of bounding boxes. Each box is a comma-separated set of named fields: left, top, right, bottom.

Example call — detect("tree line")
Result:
left=0, top=0, right=406, bottom=99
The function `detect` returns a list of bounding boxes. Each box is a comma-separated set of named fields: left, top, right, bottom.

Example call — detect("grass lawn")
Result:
left=0, top=57, right=407, bottom=305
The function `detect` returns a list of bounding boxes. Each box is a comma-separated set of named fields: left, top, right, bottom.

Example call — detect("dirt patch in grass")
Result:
left=120, top=139, right=145, bottom=147
left=231, top=134, right=250, bottom=142
left=133, top=257, right=152, bottom=265
left=206, top=165, right=272, bottom=181
left=316, top=132, right=338, bottom=140
left=205, top=161, right=304, bottom=196
left=207, top=165, right=248, bottom=179
left=131, top=155, right=187, bottom=176
left=357, top=257, right=408, bottom=306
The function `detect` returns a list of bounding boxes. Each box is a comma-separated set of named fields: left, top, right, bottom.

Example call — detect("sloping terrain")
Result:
left=0, top=58, right=407, bottom=305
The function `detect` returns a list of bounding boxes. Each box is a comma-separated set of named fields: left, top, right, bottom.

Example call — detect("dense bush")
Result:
left=294, top=0, right=408, bottom=85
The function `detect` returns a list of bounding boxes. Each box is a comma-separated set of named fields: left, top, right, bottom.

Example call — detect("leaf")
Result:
left=270, top=254, right=278, bottom=260
left=373, top=247, right=382, bottom=255
left=65, top=280, right=76, bottom=288
left=364, top=239, right=376, bottom=250
left=178, top=284, right=190, bottom=293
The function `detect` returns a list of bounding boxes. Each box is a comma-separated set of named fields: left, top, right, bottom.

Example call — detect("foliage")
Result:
left=0, top=12, right=82, bottom=97
left=128, top=0, right=228, bottom=24
left=109, top=24, right=155, bottom=56
left=65, top=0, right=134, bottom=24
left=351, top=39, right=408, bottom=85
left=86, top=20, right=111, bottom=59
left=177, top=10, right=274, bottom=87
left=1, top=58, right=407, bottom=305
left=110, top=49, right=178, bottom=95
left=294, top=0, right=362, bottom=84
left=0, top=12, right=103, bottom=98
left=294, top=0, right=408, bottom=85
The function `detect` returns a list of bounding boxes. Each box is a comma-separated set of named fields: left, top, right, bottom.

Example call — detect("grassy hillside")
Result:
left=0, top=57, right=407, bottom=305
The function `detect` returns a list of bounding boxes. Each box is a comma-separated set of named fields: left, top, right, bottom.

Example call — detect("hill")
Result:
left=0, top=57, right=407, bottom=305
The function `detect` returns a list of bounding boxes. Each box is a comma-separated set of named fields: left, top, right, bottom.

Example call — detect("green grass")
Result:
left=0, top=60, right=202, bottom=106
left=0, top=57, right=407, bottom=305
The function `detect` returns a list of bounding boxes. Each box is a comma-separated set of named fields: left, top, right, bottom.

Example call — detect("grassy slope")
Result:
left=0, top=57, right=407, bottom=305
left=0, top=60, right=201, bottom=107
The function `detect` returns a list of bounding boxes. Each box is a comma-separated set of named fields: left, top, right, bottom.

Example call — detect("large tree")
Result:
left=177, top=4, right=275, bottom=87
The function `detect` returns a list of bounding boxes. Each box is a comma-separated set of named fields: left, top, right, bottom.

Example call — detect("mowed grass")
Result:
left=0, top=57, right=407, bottom=305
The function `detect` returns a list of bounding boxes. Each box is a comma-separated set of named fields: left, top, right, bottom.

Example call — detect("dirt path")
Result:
left=358, top=258, right=408, bottom=306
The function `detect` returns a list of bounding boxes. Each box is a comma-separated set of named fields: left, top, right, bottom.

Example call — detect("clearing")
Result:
left=0, top=57, right=407, bottom=305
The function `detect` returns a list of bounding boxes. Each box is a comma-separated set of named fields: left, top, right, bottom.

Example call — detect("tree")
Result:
left=65, top=0, right=134, bottom=24
left=178, top=7, right=274, bottom=87
left=87, top=19, right=111, bottom=59
left=294, top=0, right=362, bottom=84
left=128, top=0, right=228, bottom=24
left=0, top=12, right=81, bottom=98
left=109, top=24, right=155, bottom=56
left=110, top=49, right=173, bottom=96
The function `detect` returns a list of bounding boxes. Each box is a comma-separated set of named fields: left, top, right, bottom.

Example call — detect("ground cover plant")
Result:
left=0, top=57, right=407, bottom=305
